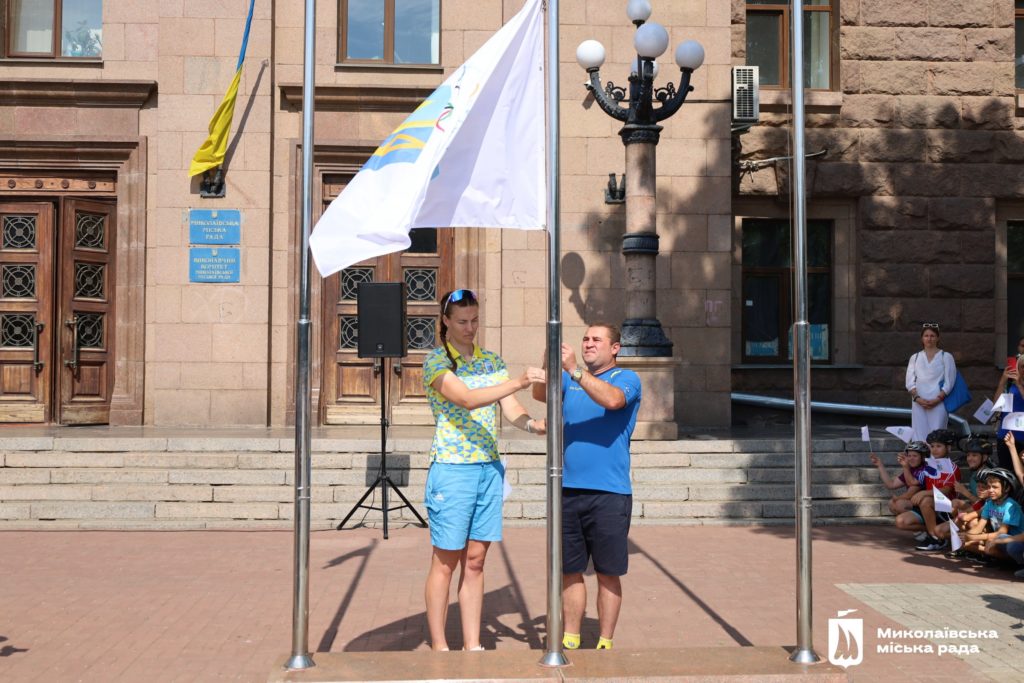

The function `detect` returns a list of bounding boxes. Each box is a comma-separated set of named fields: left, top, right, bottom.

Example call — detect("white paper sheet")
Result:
left=860, top=426, right=870, bottom=442
left=932, top=488, right=953, bottom=513
left=1002, top=412, right=1024, bottom=431
left=950, top=522, right=963, bottom=551
left=973, top=398, right=994, bottom=424
left=992, top=393, right=1014, bottom=413
left=885, top=426, right=914, bottom=443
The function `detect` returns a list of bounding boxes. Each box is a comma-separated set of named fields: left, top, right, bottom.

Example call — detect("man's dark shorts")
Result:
left=562, top=487, right=632, bottom=576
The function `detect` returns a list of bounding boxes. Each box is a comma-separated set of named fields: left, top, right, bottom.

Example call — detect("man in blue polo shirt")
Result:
left=534, top=322, right=641, bottom=651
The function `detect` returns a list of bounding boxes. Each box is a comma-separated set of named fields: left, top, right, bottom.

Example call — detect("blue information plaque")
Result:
left=189, top=209, right=241, bottom=245
left=189, top=247, right=241, bottom=283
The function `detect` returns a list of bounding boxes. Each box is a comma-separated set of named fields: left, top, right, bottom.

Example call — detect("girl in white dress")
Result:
left=905, top=323, right=957, bottom=441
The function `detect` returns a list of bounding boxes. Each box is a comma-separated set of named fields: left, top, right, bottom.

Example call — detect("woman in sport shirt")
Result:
left=422, top=289, right=546, bottom=651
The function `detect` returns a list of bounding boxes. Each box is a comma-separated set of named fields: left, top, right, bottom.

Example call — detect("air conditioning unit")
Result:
left=732, top=66, right=759, bottom=123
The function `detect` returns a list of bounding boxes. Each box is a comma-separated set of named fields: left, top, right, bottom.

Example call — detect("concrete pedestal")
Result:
left=616, top=356, right=681, bottom=440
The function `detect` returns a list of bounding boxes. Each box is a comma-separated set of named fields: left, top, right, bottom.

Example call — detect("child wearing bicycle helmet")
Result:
left=964, top=469, right=1023, bottom=561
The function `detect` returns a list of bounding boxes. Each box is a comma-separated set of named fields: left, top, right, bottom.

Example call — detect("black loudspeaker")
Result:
left=357, top=282, right=407, bottom=358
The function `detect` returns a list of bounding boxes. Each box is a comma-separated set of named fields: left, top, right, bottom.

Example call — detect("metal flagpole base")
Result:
left=789, top=648, right=821, bottom=664
left=538, top=650, right=570, bottom=667
left=284, top=654, right=315, bottom=670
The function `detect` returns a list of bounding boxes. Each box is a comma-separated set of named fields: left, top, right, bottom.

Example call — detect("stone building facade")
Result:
left=732, top=0, right=1020, bottom=416
left=0, top=0, right=1017, bottom=431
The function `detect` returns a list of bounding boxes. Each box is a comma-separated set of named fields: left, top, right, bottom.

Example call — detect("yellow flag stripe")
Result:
left=189, top=69, right=242, bottom=177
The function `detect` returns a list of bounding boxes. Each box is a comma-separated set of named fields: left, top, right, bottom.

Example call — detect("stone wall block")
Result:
left=929, top=266, right=995, bottom=298
left=840, top=0, right=860, bottom=25
left=840, top=27, right=895, bottom=61
left=895, top=96, right=960, bottom=129
left=964, top=28, right=1015, bottom=62
left=840, top=95, right=896, bottom=128
left=840, top=59, right=863, bottom=93
left=806, top=129, right=859, bottom=162
left=963, top=299, right=996, bottom=332
left=960, top=164, right=1024, bottom=198
left=861, top=332, right=931, bottom=365
left=813, top=162, right=892, bottom=197
left=939, top=334, right=995, bottom=364
left=931, top=63, right=1001, bottom=96
left=927, top=197, right=995, bottom=231
left=861, top=299, right=961, bottom=331
left=860, top=62, right=929, bottom=95
left=961, top=96, right=1015, bottom=130
left=860, top=230, right=960, bottom=264
left=927, top=0, right=993, bottom=28
left=860, top=264, right=928, bottom=298
left=993, top=0, right=1014, bottom=27
left=892, top=28, right=962, bottom=62
left=859, top=196, right=929, bottom=230
left=859, top=129, right=928, bottom=163
left=956, top=232, right=995, bottom=265
left=993, top=132, right=1024, bottom=162
left=862, top=0, right=926, bottom=26
left=926, top=130, right=994, bottom=164
left=736, top=126, right=790, bottom=160
left=892, top=164, right=961, bottom=197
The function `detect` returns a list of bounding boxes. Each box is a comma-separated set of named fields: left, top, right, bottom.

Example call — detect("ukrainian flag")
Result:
left=189, top=0, right=256, bottom=177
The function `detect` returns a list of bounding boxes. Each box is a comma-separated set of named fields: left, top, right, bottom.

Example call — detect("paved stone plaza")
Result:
left=1, top=524, right=1021, bottom=682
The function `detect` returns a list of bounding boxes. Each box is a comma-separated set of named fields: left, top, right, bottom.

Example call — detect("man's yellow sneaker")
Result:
left=562, top=632, right=581, bottom=650
left=596, top=637, right=613, bottom=650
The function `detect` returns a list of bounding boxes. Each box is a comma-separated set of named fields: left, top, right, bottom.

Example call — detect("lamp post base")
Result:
left=618, top=318, right=673, bottom=357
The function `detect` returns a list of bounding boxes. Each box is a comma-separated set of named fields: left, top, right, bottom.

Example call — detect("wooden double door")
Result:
left=0, top=199, right=116, bottom=424
left=320, top=226, right=454, bottom=425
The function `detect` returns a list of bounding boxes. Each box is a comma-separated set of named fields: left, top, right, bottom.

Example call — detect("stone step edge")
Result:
left=0, top=516, right=894, bottom=531
left=0, top=436, right=907, bottom=454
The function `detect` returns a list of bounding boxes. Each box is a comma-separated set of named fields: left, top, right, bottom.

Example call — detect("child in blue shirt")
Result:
left=965, top=469, right=1023, bottom=564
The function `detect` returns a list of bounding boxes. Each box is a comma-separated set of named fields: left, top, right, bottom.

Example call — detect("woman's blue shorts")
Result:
left=424, top=460, right=504, bottom=550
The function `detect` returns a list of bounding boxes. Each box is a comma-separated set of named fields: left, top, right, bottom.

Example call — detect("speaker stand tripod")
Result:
left=337, top=360, right=427, bottom=539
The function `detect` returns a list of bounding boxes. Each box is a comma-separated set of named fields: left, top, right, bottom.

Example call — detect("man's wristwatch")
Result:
left=571, top=367, right=584, bottom=382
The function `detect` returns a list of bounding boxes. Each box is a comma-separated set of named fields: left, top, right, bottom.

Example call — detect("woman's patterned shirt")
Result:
left=423, top=343, right=509, bottom=464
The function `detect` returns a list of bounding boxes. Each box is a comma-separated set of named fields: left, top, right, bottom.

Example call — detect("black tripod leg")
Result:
left=385, top=476, right=428, bottom=527
left=337, top=476, right=383, bottom=530
left=381, top=467, right=390, bottom=539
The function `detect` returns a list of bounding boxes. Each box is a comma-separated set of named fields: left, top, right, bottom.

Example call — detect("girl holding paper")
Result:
left=993, top=337, right=1024, bottom=470
left=905, top=323, right=957, bottom=442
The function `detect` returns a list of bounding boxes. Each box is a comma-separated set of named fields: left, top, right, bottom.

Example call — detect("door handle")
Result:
left=393, top=363, right=402, bottom=376
left=32, top=322, right=44, bottom=373
left=63, top=315, right=79, bottom=372
left=372, top=358, right=382, bottom=377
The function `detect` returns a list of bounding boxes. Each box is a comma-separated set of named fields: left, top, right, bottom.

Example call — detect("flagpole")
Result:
left=540, top=0, right=569, bottom=668
left=789, top=0, right=820, bottom=666
left=285, top=0, right=316, bottom=671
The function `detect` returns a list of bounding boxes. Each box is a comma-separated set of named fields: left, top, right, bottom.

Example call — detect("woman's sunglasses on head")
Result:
left=443, top=289, right=477, bottom=313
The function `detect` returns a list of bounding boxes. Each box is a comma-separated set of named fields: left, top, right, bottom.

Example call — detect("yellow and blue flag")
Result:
left=189, top=0, right=256, bottom=177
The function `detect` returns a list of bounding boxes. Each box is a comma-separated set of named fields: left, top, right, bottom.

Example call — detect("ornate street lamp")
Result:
left=576, top=0, right=704, bottom=356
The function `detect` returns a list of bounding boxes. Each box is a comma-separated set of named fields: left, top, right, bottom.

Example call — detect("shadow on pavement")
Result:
left=317, top=540, right=379, bottom=652
left=980, top=593, right=1024, bottom=642
left=344, top=584, right=543, bottom=652
left=0, top=635, right=28, bottom=657
left=628, top=539, right=753, bottom=646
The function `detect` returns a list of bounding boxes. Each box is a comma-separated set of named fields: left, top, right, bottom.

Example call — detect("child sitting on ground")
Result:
left=953, top=438, right=994, bottom=514
left=872, top=440, right=929, bottom=516
left=912, top=429, right=961, bottom=552
left=870, top=441, right=927, bottom=535
left=963, top=469, right=1024, bottom=566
